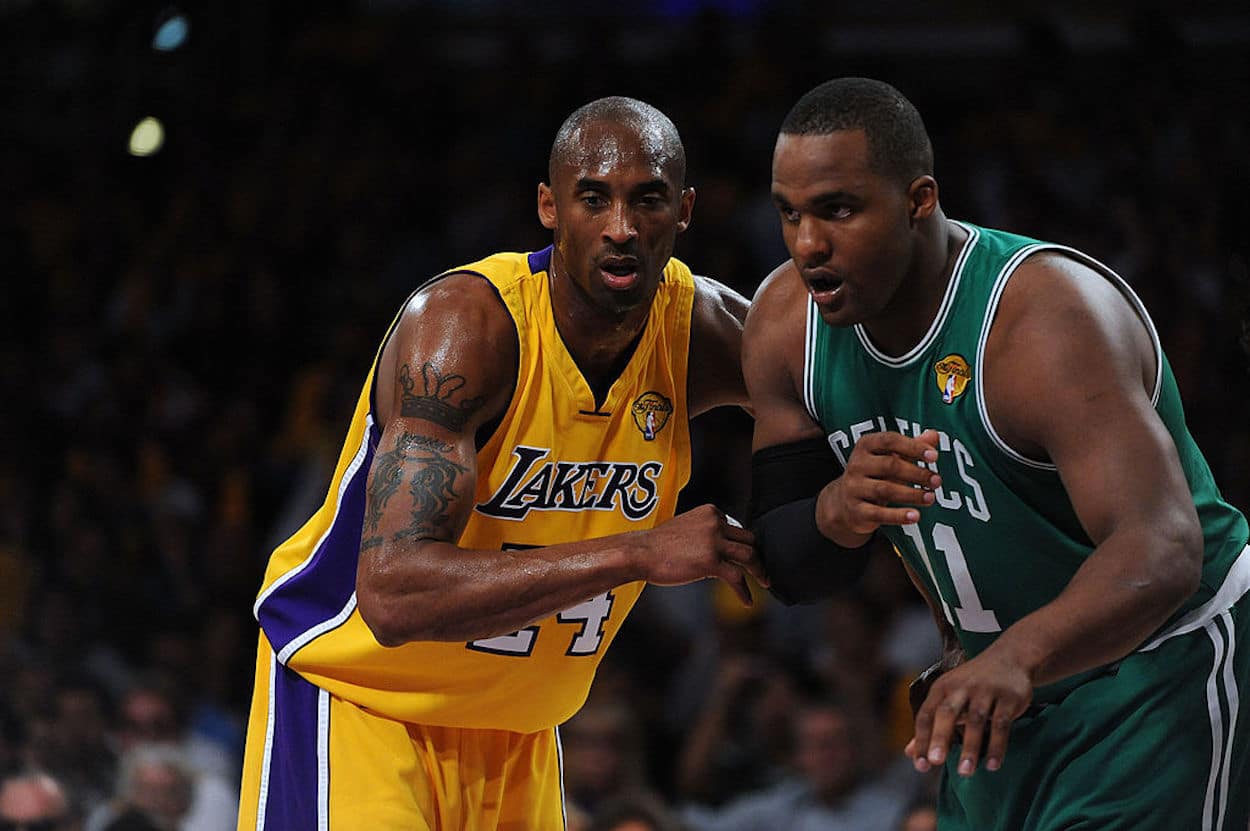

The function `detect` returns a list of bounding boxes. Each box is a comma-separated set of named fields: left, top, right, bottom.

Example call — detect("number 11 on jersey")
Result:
left=902, top=522, right=1001, bottom=633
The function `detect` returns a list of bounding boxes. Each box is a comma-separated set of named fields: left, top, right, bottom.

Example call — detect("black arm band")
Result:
left=750, top=438, right=870, bottom=605
left=749, top=436, right=844, bottom=521
left=753, top=497, right=873, bottom=605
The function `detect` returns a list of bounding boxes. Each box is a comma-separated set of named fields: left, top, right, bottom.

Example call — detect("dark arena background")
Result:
left=2, top=2, right=1248, bottom=829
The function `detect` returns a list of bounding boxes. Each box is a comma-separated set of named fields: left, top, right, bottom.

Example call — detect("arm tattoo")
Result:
left=363, top=432, right=459, bottom=542
left=394, top=446, right=468, bottom=542
left=398, top=362, right=486, bottom=431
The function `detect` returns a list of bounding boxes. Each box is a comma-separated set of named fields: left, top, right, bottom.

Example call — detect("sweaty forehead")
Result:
left=772, top=130, right=875, bottom=192
left=556, top=120, right=678, bottom=184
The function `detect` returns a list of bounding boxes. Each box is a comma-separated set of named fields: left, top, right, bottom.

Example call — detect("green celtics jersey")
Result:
left=804, top=221, right=1249, bottom=700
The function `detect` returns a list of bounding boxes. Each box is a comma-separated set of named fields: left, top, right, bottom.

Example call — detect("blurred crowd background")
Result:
left=3, top=1, right=1248, bottom=829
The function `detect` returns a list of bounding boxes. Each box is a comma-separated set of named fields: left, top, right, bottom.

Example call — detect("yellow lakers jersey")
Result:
left=252, top=247, right=694, bottom=733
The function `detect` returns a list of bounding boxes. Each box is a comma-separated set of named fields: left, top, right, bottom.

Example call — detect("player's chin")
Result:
left=604, top=275, right=658, bottom=309
left=815, top=302, right=858, bottom=329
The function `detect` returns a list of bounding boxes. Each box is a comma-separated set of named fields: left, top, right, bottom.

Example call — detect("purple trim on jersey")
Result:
left=262, top=663, right=322, bottom=829
left=257, top=441, right=374, bottom=658
left=528, top=246, right=553, bottom=274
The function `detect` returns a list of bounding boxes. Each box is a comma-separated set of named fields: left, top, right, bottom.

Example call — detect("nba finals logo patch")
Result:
left=631, top=391, right=673, bottom=441
left=934, top=354, right=972, bottom=404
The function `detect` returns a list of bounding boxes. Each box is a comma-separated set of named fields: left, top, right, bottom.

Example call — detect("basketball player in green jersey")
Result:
left=744, top=77, right=1249, bottom=829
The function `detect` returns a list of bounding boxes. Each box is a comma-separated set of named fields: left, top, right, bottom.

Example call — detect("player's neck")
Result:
left=548, top=266, right=651, bottom=405
left=864, top=215, right=965, bottom=356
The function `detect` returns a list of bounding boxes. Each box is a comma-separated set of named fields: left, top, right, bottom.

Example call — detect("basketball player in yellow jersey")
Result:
left=238, top=97, right=765, bottom=830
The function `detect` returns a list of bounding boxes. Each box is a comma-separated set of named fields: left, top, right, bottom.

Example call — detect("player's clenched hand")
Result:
left=636, top=505, right=765, bottom=605
left=905, top=646, right=1033, bottom=777
left=816, top=429, right=942, bottom=547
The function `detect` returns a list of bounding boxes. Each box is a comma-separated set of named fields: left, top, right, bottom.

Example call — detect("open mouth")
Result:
left=806, top=273, right=844, bottom=301
left=599, top=258, right=640, bottom=290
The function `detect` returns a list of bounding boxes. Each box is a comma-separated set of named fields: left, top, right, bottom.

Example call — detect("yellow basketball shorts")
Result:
left=238, top=633, right=568, bottom=830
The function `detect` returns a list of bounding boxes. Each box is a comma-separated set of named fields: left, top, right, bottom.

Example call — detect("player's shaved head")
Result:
left=549, top=97, right=686, bottom=187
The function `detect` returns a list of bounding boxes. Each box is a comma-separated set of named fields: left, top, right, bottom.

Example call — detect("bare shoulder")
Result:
left=376, top=271, right=519, bottom=431
left=742, top=260, right=824, bottom=449
left=750, top=259, right=807, bottom=312
left=996, top=252, right=1143, bottom=332
left=687, top=274, right=751, bottom=416
left=992, top=251, right=1153, bottom=379
left=743, top=260, right=807, bottom=377
left=691, top=273, right=749, bottom=339
left=986, top=250, right=1156, bottom=459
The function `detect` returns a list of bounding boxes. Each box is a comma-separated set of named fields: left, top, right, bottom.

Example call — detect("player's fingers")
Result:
left=956, top=694, right=994, bottom=777
left=860, top=479, right=939, bottom=507
left=910, top=695, right=938, bottom=772
left=852, top=451, right=942, bottom=488
left=856, top=431, right=940, bottom=464
left=851, top=503, right=928, bottom=528
left=721, top=541, right=769, bottom=587
left=925, top=690, right=967, bottom=768
left=903, top=736, right=932, bottom=772
left=983, top=703, right=1017, bottom=772
left=722, top=519, right=755, bottom=546
left=717, top=564, right=753, bottom=606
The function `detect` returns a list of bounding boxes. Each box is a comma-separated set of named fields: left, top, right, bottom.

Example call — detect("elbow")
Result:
left=356, top=589, right=412, bottom=648
left=357, top=552, right=439, bottom=647
left=1154, top=515, right=1204, bottom=608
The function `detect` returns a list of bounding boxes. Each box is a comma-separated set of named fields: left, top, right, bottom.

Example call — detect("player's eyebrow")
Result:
left=574, top=177, right=672, bottom=196
left=772, top=189, right=860, bottom=209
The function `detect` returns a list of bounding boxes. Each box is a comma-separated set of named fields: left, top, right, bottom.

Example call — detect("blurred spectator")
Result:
left=0, top=771, right=80, bottom=831
left=0, top=703, right=26, bottom=780
left=88, top=743, right=234, bottom=831
left=899, top=799, right=938, bottom=831
left=27, top=676, right=115, bottom=818
left=682, top=697, right=915, bottom=831
left=92, top=745, right=193, bottom=831
left=106, top=684, right=237, bottom=831
left=115, top=680, right=232, bottom=785
left=674, top=652, right=801, bottom=806
left=561, top=692, right=658, bottom=821
left=585, top=792, right=688, bottom=831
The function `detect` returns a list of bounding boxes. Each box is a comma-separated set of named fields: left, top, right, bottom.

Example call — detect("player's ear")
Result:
left=538, top=182, right=558, bottom=230
left=907, top=176, right=938, bottom=223
left=676, top=186, right=695, bottom=233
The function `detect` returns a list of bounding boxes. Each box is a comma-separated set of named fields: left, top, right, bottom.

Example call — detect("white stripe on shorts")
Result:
left=1202, top=611, right=1238, bottom=831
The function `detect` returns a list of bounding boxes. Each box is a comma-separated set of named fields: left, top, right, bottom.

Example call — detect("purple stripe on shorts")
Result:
left=262, top=663, right=323, bottom=829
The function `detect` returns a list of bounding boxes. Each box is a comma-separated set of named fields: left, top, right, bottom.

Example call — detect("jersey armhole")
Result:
left=975, top=244, right=1164, bottom=471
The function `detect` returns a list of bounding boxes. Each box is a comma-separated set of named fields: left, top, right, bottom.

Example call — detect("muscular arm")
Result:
left=356, top=273, right=762, bottom=647
left=911, top=254, right=1202, bottom=774
left=742, top=263, right=826, bottom=449
left=688, top=274, right=752, bottom=417
left=980, top=255, right=1201, bottom=682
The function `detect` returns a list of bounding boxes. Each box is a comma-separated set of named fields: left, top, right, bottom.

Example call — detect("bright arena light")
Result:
left=153, top=12, right=190, bottom=51
left=128, top=117, right=166, bottom=156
